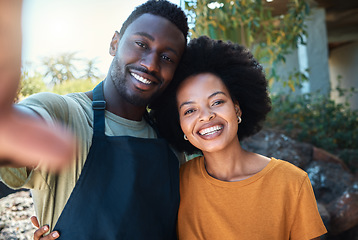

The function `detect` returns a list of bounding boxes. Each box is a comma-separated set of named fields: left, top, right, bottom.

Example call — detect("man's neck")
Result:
left=84, top=81, right=147, bottom=122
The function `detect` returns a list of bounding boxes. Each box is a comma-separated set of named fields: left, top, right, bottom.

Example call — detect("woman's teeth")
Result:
left=199, top=125, right=223, bottom=136
left=131, top=72, right=151, bottom=85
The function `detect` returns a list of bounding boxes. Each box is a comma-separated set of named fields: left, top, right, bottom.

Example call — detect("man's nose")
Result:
left=140, top=52, right=160, bottom=73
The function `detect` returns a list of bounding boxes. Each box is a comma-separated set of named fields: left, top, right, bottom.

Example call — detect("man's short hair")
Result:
left=119, top=0, right=188, bottom=43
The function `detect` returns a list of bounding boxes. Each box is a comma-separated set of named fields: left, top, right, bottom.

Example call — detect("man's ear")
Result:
left=109, top=31, right=120, bottom=56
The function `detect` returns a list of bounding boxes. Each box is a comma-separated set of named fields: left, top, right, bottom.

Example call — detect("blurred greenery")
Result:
left=42, top=52, right=80, bottom=85
left=184, top=0, right=310, bottom=90
left=51, top=78, right=101, bottom=95
left=17, top=53, right=103, bottom=101
left=17, top=69, right=47, bottom=100
left=265, top=85, right=358, bottom=169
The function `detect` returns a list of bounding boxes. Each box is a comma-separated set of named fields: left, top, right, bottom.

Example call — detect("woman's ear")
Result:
left=234, top=102, right=241, bottom=117
left=109, top=31, right=120, bottom=56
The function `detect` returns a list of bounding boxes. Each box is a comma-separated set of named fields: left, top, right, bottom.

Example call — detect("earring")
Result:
left=184, top=134, right=188, bottom=140
left=237, top=116, right=242, bottom=124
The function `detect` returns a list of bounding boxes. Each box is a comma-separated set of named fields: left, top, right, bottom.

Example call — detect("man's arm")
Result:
left=0, top=0, right=74, bottom=171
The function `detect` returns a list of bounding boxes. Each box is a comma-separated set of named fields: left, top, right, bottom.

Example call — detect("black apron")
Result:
left=53, top=81, right=180, bottom=239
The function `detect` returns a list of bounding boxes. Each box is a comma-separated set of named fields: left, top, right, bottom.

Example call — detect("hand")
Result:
left=0, top=109, right=75, bottom=171
left=31, top=216, right=60, bottom=240
left=0, top=0, right=74, bottom=171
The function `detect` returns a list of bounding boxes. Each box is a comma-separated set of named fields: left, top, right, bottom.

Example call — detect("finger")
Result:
left=0, top=0, right=23, bottom=109
left=33, top=225, right=49, bottom=240
left=31, top=216, right=40, bottom=228
left=38, top=231, right=60, bottom=240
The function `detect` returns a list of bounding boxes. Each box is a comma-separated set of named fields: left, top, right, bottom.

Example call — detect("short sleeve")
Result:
left=290, top=175, right=327, bottom=240
left=0, top=167, right=29, bottom=189
left=19, top=92, right=70, bottom=125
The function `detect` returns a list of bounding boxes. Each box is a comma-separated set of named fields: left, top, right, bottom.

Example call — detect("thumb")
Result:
left=31, top=216, right=40, bottom=228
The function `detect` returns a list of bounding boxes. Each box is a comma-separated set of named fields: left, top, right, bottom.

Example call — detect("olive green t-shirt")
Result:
left=0, top=92, right=160, bottom=230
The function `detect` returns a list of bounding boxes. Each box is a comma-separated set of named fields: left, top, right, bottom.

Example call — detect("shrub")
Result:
left=265, top=92, right=358, bottom=153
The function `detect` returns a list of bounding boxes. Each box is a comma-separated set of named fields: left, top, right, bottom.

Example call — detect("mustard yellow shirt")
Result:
left=178, top=157, right=327, bottom=240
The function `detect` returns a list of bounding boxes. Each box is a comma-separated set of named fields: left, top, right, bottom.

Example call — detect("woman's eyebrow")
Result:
left=208, top=91, right=226, bottom=99
left=179, top=101, right=194, bottom=110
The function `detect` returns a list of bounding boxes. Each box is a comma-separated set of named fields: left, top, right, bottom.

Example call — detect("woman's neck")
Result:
left=202, top=141, right=270, bottom=182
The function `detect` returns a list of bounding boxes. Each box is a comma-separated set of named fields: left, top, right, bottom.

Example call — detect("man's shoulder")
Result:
left=20, top=92, right=89, bottom=109
left=18, top=92, right=91, bottom=124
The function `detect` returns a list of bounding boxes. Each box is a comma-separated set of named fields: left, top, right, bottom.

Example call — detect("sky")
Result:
left=21, top=0, right=182, bottom=76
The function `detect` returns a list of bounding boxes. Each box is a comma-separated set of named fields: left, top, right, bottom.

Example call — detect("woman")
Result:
left=151, top=36, right=327, bottom=240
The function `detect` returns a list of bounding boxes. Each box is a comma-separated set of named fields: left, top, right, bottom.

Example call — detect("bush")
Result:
left=16, top=71, right=48, bottom=102
left=51, top=78, right=101, bottom=95
left=265, top=92, right=358, bottom=153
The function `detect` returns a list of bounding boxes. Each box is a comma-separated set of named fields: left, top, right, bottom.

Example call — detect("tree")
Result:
left=42, top=52, right=79, bottom=85
left=184, top=0, right=311, bottom=89
left=82, top=58, right=102, bottom=80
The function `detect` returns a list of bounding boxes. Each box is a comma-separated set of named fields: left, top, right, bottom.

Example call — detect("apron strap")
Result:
left=91, top=80, right=162, bottom=138
left=92, top=81, right=106, bottom=136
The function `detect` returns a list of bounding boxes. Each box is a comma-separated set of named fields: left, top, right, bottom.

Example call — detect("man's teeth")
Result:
left=131, top=72, right=151, bottom=85
left=199, top=125, right=223, bottom=136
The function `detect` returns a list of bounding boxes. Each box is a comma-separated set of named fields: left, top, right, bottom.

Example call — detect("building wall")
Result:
left=271, top=8, right=331, bottom=96
left=329, top=41, right=358, bottom=110
left=306, top=8, right=331, bottom=95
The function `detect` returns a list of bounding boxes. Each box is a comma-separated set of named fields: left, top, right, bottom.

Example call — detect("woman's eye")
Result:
left=212, top=100, right=224, bottom=106
left=184, top=109, right=195, bottom=115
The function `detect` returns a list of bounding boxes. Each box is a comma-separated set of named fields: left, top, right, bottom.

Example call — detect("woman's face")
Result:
left=177, top=73, right=241, bottom=153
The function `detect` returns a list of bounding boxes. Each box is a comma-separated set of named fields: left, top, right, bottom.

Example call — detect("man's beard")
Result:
left=110, top=65, right=160, bottom=107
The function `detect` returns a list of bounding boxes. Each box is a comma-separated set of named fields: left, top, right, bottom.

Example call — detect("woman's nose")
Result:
left=199, top=109, right=216, bottom=122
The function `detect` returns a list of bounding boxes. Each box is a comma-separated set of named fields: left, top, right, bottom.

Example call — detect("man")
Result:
left=0, top=0, right=188, bottom=239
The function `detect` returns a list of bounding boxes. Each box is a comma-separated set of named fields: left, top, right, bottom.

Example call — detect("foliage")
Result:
left=17, top=53, right=103, bottom=100
left=16, top=68, right=48, bottom=102
left=51, top=78, right=101, bottom=95
left=41, top=52, right=103, bottom=85
left=184, top=0, right=310, bottom=88
left=265, top=89, right=358, bottom=153
left=42, top=52, right=80, bottom=85
left=82, top=58, right=102, bottom=79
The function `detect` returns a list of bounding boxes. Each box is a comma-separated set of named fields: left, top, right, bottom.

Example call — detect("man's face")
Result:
left=110, top=13, right=186, bottom=107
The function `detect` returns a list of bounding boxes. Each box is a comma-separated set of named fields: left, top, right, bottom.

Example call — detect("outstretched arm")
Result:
left=0, top=0, right=74, bottom=171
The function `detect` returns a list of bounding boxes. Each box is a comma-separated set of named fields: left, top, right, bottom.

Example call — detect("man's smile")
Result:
left=131, top=72, right=152, bottom=85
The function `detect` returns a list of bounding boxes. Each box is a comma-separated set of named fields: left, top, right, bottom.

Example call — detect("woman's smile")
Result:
left=177, top=72, right=240, bottom=153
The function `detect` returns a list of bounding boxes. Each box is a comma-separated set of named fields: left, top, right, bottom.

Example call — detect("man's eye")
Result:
left=136, top=41, right=147, bottom=49
left=161, top=55, right=173, bottom=63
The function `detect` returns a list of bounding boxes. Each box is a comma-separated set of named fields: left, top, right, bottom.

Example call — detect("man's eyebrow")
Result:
left=133, top=32, right=180, bottom=57
left=134, top=32, right=154, bottom=41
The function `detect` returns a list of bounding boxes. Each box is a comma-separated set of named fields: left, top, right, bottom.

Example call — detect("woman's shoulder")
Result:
left=270, top=157, right=308, bottom=180
left=180, top=156, right=202, bottom=173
